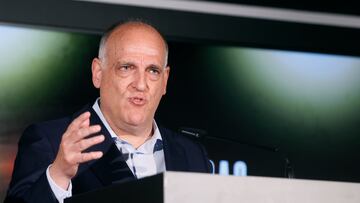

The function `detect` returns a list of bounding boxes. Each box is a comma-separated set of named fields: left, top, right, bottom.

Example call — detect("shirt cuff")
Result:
left=46, top=165, right=72, bottom=203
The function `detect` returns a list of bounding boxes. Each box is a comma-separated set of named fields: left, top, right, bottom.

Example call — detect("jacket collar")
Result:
left=159, top=126, right=189, bottom=172
left=75, top=105, right=134, bottom=186
left=74, top=104, right=189, bottom=186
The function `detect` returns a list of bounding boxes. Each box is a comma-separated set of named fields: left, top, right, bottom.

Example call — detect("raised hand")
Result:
left=49, top=112, right=104, bottom=190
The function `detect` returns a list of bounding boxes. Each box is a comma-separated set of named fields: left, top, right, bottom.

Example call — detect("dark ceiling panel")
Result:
left=0, top=0, right=360, bottom=56
left=202, top=0, right=360, bottom=16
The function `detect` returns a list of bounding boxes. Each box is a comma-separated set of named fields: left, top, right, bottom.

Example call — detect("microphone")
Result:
left=178, top=127, right=295, bottom=178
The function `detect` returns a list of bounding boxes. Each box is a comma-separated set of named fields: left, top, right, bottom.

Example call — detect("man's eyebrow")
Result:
left=149, top=64, right=168, bottom=72
left=113, top=60, right=165, bottom=69
left=114, top=61, right=136, bottom=66
left=148, top=63, right=161, bottom=68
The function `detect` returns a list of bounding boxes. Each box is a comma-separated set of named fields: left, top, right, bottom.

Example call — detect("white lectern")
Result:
left=66, top=172, right=360, bottom=203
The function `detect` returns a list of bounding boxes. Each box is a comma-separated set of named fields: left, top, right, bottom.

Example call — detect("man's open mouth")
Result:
left=129, top=97, right=146, bottom=106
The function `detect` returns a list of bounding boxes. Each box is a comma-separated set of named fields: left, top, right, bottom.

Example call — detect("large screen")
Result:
left=1, top=23, right=360, bottom=201
left=162, top=43, right=360, bottom=180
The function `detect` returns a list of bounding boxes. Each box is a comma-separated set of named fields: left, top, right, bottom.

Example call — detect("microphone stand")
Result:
left=179, top=127, right=295, bottom=178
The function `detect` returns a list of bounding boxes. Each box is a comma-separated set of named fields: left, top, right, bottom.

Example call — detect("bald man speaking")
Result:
left=5, top=20, right=211, bottom=203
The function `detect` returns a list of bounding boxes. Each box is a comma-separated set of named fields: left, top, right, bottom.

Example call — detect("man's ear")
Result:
left=92, top=58, right=102, bottom=88
left=163, top=66, right=170, bottom=95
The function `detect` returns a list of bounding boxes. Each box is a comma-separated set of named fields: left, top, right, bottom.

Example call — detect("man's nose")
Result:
left=132, top=69, right=147, bottom=91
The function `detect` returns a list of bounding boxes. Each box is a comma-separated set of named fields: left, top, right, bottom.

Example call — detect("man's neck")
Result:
left=93, top=99, right=154, bottom=148
left=112, top=122, right=153, bottom=149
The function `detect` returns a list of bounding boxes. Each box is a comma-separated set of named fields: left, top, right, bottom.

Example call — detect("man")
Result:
left=5, top=20, right=211, bottom=203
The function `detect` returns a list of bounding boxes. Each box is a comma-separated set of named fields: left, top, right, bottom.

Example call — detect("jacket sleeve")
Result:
left=4, top=124, right=58, bottom=203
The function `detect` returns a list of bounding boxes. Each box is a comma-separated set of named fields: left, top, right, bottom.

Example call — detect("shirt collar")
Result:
left=92, top=98, right=162, bottom=153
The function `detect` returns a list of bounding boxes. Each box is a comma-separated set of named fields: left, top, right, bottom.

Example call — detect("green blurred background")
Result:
left=0, top=24, right=100, bottom=201
left=1, top=23, right=360, bottom=201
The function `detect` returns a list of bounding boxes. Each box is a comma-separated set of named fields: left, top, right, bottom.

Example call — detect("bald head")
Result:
left=91, top=20, right=171, bottom=137
left=98, top=21, right=169, bottom=67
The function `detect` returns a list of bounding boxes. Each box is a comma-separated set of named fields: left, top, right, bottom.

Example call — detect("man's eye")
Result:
left=120, top=65, right=131, bottom=71
left=114, top=64, right=134, bottom=77
left=149, top=68, right=160, bottom=75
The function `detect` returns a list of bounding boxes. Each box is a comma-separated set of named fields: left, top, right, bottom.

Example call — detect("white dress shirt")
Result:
left=46, top=99, right=166, bottom=203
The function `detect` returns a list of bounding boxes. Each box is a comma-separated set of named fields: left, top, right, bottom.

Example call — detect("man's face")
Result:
left=92, top=25, right=169, bottom=130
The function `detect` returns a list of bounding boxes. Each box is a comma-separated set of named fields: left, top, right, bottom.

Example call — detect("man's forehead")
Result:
left=116, top=45, right=163, bottom=57
left=109, top=28, right=165, bottom=56
left=109, top=23, right=162, bottom=43
left=110, top=25, right=164, bottom=47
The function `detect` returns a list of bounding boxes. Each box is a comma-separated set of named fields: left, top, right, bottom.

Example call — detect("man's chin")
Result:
left=125, top=116, right=148, bottom=127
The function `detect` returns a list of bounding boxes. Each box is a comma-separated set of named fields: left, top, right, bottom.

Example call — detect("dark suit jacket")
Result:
left=5, top=105, right=211, bottom=203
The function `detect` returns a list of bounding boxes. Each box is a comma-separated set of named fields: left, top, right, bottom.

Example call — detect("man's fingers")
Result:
left=76, top=135, right=105, bottom=151
left=68, top=112, right=91, bottom=131
left=78, top=151, right=103, bottom=163
left=79, top=118, right=90, bottom=128
left=74, top=125, right=101, bottom=141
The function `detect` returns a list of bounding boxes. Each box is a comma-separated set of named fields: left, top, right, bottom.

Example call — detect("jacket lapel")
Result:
left=74, top=104, right=189, bottom=186
left=76, top=105, right=134, bottom=186
left=160, top=126, right=189, bottom=171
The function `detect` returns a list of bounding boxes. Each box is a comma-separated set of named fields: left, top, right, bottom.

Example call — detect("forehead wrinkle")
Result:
left=116, top=55, right=163, bottom=70
left=106, top=25, right=167, bottom=66
left=111, top=43, right=166, bottom=68
left=99, top=21, right=168, bottom=67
